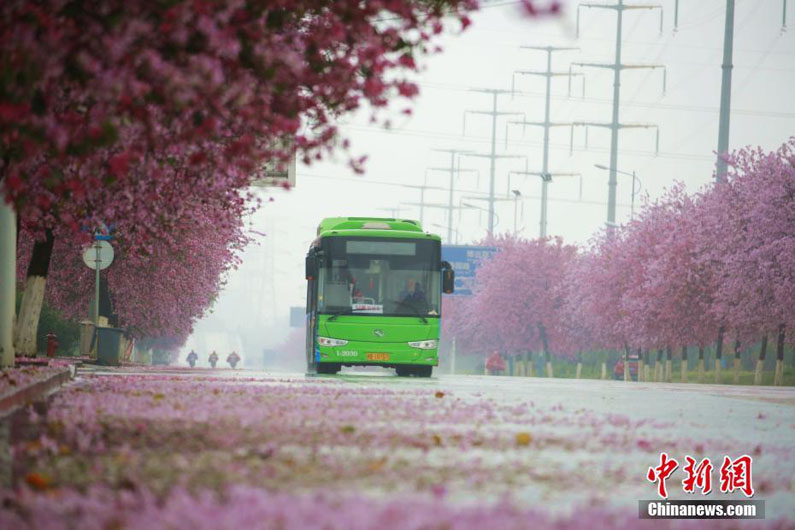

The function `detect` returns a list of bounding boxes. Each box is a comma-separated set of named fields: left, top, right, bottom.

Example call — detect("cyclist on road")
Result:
left=227, top=351, right=241, bottom=369
left=186, top=350, right=198, bottom=368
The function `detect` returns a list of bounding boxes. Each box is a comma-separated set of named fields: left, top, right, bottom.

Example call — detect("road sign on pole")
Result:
left=82, top=241, right=114, bottom=326
left=82, top=241, right=114, bottom=270
left=441, top=245, right=498, bottom=296
left=251, top=138, right=297, bottom=188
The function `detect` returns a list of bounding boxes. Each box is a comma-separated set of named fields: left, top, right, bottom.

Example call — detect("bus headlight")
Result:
left=408, top=339, right=438, bottom=350
left=317, top=337, right=348, bottom=346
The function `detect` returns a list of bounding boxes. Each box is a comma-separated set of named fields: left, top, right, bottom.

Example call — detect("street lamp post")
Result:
left=432, top=223, right=460, bottom=244
left=462, top=201, right=501, bottom=231
left=511, top=189, right=521, bottom=236
left=594, top=164, right=641, bottom=220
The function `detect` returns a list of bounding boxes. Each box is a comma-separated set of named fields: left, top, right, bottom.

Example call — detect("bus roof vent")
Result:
left=362, top=221, right=391, bottom=230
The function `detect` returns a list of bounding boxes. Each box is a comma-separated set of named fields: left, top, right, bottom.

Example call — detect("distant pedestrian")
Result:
left=208, top=351, right=219, bottom=368
left=186, top=350, right=198, bottom=368
left=227, top=351, right=241, bottom=369
left=485, top=351, right=506, bottom=375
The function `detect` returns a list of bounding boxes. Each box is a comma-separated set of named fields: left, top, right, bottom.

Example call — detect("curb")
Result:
left=0, top=367, right=74, bottom=417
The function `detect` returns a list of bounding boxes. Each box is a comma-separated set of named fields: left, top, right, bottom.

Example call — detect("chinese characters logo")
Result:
left=647, top=453, right=754, bottom=499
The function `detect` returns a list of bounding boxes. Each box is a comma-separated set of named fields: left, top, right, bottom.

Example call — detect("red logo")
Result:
left=646, top=452, right=679, bottom=499
left=682, top=456, right=713, bottom=495
left=647, top=453, right=754, bottom=499
left=719, top=455, right=754, bottom=497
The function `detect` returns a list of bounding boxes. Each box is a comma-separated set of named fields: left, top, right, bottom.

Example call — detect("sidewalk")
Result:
left=0, top=359, right=76, bottom=416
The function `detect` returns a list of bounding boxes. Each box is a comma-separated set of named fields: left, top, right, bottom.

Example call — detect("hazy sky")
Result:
left=183, top=0, right=795, bottom=361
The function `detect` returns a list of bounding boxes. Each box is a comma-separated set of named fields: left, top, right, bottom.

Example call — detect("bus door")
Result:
left=305, top=249, right=320, bottom=373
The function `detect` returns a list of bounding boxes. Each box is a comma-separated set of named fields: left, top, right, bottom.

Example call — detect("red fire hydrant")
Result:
left=46, top=332, right=59, bottom=358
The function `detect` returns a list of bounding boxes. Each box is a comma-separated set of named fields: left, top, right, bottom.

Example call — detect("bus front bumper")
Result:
left=317, top=341, right=438, bottom=366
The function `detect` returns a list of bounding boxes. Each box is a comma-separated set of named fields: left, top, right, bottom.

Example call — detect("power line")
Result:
left=297, top=172, right=637, bottom=209
left=417, top=81, right=795, bottom=119
left=462, top=89, right=524, bottom=234
left=510, top=45, right=582, bottom=237
left=427, top=149, right=478, bottom=243
left=573, top=0, right=665, bottom=226
left=339, top=122, right=711, bottom=161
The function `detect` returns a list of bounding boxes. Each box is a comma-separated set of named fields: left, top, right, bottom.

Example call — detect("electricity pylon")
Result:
left=427, top=149, right=477, bottom=243
left=462, top=89, right=524, bottom=235
left=400, top=180, right=446, bottom=225
left=508, top=45, right=581, bottom=237
left=575, top=0, right=665, bottom=227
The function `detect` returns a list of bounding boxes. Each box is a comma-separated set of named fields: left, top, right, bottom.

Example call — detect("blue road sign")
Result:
left=441, top=245, right=498, bottom=296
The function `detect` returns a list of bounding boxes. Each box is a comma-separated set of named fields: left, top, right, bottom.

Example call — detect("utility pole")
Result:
left=401, top=182, right=446, bottom=226
left=402, top=202, right=472, bottom=242
left=0, top=190, right=15, bottom=368
left=463, top=89, right=523, bottom=235
left=376, top=207, right=401, bottom=218
left=427, top=149, right=477, bottom=243
left=509, top=46, right=581, bottom=238
left=576, top=0, right=664, bottom=227
left=508, top=169, right=580, bottom=236
left=716, top=0, right=735, bottom=181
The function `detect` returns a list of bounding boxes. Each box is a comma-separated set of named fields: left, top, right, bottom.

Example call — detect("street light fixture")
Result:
left=594, top=164, right=642, bottom=220
left=511, top=190, right=522, bottom=236
left=462, top=202, right=501, bottom=230
left=431, top=223, right=460, bottom=244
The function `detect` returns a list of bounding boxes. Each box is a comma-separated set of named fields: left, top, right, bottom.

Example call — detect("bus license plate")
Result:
left=366, top=353, right=390, bottom=361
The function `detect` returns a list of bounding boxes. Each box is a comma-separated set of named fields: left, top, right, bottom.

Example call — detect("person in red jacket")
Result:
left=485, top=351, right=506, bottom=375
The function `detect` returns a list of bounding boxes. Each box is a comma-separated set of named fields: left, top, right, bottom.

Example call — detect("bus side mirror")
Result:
left=441, top=261, right=454, bottom=294
left=305, top=253, right=317, bottom=280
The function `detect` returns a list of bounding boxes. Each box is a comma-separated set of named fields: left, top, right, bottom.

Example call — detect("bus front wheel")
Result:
left=396, top=365, right=432, bottom=378
left=317, top=363, right=341, bottom=375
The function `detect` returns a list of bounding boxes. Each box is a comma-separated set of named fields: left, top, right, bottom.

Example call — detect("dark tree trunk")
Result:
left=665, top=346, right=673, bottom=382
left=26, top=229, right=54, bottom=277
left=98, top=274, right=119, bottom=327
left=714, top=326, right=725, bottom=384
left=15, top=229, right=55, bottom=356
left=754, top=335, right=768, bottom=385
left=538, top=323, right=550, bottom=363
left=537, top=323, right=553, bottom=377
left=733, top=339, right=742, bottom=384
left=759, top=335, right=768, bottom=361
left=776, top=326, right=785, bottom=362
left=774, top=325, right=785, bottom=386
left=716, top=326, right=725, bottom=360
left=681, top=345, right=689, bottom=383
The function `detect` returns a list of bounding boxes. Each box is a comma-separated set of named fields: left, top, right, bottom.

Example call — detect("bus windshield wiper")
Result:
left=327, top=308, right=354, bottom=321
left=395, top=300, right=428, bottom=324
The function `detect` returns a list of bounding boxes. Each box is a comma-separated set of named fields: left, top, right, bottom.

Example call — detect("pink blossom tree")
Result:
left=557, top=252, right=597, bottom=379
left=0, top=0, right=478, bottom=363
left=466, top=236, right=576, bottom=377
left=617, top=185, right=721, bottom=382
left=699, top=138, right=795, bottom=384
left=17, top=200, right=249, bottom=351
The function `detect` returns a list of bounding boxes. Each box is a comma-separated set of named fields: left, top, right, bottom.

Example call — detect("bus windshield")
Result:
left=317, top=237, right=441, bottom=318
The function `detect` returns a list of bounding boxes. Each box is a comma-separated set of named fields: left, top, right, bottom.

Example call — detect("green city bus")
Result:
left=304, top=217, right=454, bottom=377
